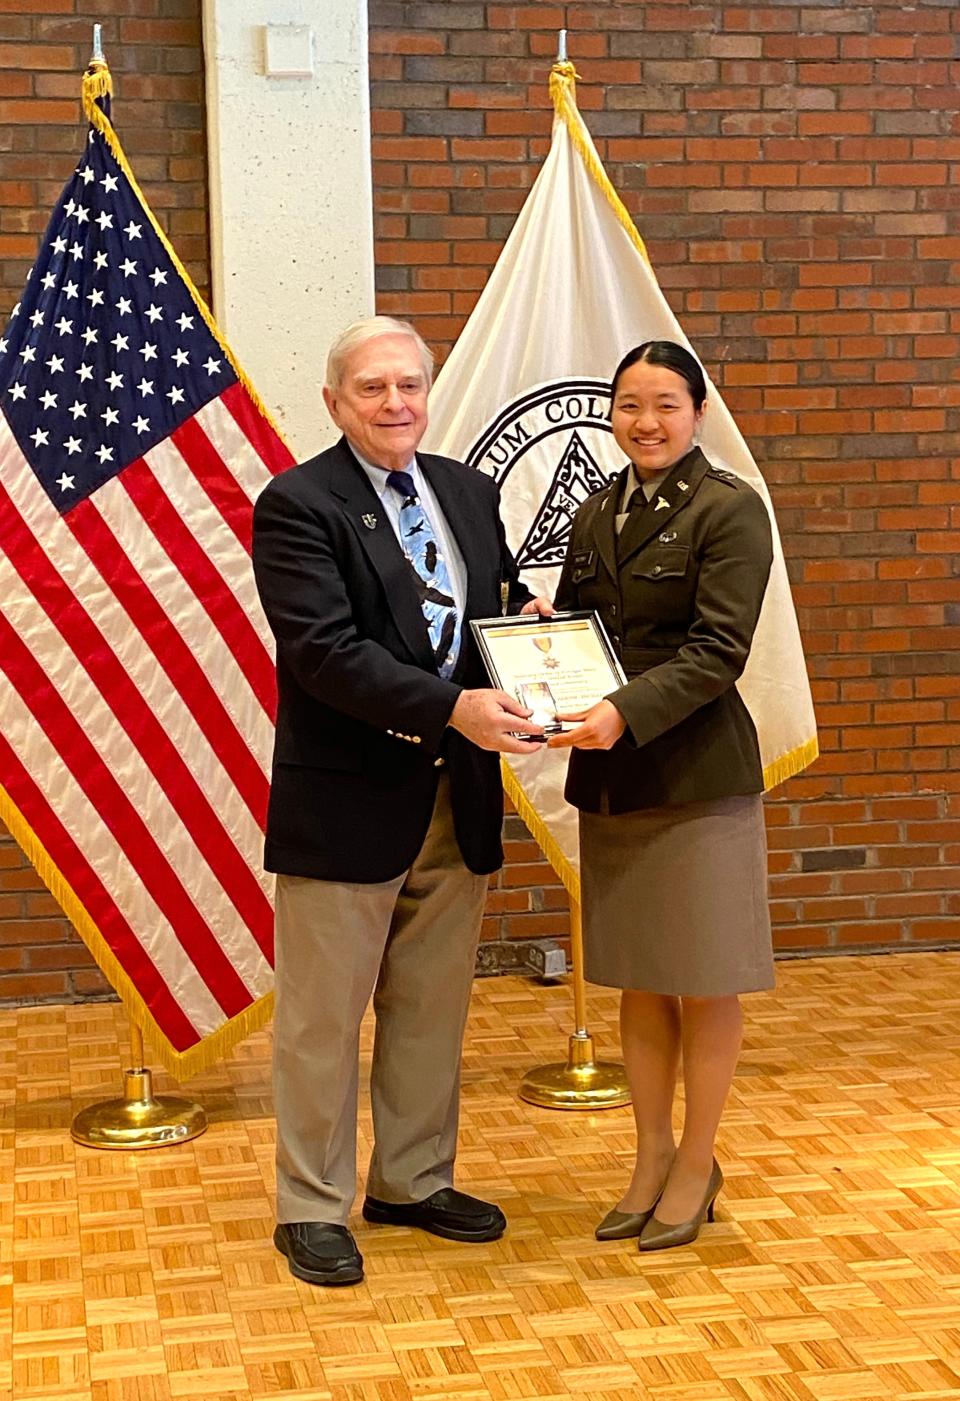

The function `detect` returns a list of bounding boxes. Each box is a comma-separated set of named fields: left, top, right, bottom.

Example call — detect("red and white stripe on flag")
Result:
left=0, top=68, right=291, bottom=1075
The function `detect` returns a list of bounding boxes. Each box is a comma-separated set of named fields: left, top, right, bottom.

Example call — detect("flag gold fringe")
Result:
left=549, top=61, right=652, bottom=270
left=80, top=63, right=286, bottom=445
left=762, top=734, right=820, bottom=793
left=0, top=59, right=283, bottom=1079
left=0, top=779, right=274, bottom=1079
left=500, top=759, right=581, bottom=906
left=502, top=731, right=820, bottom=916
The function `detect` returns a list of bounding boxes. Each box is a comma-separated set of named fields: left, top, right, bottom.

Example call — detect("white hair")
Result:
left=324, top=316, right=434, bottom=392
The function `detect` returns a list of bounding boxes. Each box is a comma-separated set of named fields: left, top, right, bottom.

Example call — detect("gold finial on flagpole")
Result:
left=71, top=1021, right=207, bottom=1150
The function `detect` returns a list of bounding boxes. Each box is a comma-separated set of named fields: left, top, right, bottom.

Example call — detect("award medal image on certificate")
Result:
left=470, top=612, right=627, bottom=735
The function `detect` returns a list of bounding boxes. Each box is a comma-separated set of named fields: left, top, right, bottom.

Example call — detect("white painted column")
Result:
left=202, top=0, right=374, bottom=457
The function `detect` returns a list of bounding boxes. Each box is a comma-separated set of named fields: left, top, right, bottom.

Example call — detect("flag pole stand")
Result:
left=518, top=900, right=630, bottom=1109
left=71, top=1023, right=207, bottom=1150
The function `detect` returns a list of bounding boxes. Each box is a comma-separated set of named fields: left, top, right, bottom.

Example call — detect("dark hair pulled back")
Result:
left=610, top=340, right=707, bottom=411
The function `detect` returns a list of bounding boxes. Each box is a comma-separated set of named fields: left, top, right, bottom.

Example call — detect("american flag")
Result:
left=0, top=72, right=291, bottom=1073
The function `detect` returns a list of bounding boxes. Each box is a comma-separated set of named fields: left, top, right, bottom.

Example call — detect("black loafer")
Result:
left=273, top=1221, right=364, bottom=1286
left=362, top=1187, right=506, bottom=1242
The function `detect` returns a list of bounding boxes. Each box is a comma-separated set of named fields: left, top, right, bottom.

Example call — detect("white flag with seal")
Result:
left=424, top=62, right=818, bottom=898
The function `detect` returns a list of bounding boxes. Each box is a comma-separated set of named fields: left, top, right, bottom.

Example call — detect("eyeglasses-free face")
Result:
left=611, top=360, right=707, bottom=479
left=323, top=334, right=429, bottom=473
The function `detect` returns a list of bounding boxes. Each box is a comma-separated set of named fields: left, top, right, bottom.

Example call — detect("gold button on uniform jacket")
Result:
left=555, top=446, right=774, bottom=814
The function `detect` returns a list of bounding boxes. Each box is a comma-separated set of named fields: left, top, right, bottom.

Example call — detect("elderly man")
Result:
left=252, top=316, right=552, bottom=1287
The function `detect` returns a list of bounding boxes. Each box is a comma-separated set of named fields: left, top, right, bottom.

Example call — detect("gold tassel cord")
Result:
left=549, top=61, right=652, bottom=269
left=547, top=58, right=581, bottom=104
left=82, top=61, right=111, bottom=108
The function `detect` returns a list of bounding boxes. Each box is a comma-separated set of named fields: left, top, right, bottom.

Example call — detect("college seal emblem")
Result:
left=465, top=378, right=622, bottom=581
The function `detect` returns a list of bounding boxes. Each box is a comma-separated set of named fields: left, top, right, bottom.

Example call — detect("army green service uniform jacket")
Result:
left=555, top=446, right=774, bottom=814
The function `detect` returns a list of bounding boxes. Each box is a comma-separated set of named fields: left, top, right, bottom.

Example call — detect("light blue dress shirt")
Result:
left=349, top=446, right=468, bottom=617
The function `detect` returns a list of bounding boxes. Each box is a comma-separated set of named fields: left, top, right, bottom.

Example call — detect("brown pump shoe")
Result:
left=594, top=1203, right=660, bottom=1241
left=638, top=1159, right=724, bottom=1253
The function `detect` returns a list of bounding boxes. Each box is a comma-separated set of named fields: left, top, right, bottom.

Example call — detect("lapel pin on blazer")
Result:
left=655, top=496, right=670, bottom=511
left=677, top=480, right=689, bottom=491
left=361, top=513, right=377, bottom=529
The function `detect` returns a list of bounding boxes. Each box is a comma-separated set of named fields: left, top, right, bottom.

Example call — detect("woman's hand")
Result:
left=547, top=699, right=627, bottom=750
left=520, top=597, right=557, bottom=616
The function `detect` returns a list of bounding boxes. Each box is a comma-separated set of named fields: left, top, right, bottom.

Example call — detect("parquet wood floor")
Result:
left=2, top=952, right=960, bottom=1401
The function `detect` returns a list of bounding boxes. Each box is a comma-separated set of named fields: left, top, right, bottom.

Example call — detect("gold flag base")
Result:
left=518, top=1031, right=630, bottom=1110
left=71, top=1067, right=207, bottom=1150
left=71, top=1025, right=207, bottom=1150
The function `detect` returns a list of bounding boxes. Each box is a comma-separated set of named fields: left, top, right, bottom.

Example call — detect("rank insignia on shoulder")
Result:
left=707, top=467, right=738, bottom=486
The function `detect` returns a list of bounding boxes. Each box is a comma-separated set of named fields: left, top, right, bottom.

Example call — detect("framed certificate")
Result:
left=470, top=611, right=627, bottom=732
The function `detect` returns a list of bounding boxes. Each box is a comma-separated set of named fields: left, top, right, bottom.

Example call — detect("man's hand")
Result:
left=546, top=699, right=627, bottom=750
left=449, top=689, right=546, bottom=753
left=520, top=597, right=557, bottom=616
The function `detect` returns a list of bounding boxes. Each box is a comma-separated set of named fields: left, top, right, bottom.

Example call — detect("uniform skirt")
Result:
left=578, top=794, right=774, bottom=997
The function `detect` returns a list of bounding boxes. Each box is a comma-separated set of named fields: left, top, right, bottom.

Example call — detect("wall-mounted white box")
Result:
left=204, top=0, right=374, bottom=454
left=263, top=24, right=314, bottom=78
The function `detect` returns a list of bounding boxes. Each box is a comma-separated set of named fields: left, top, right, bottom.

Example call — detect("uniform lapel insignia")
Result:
left=654, top=495, right=670, bottom=511
left=361, top=513, right=377, bottom=529
left=677, top=480, right=689, bottom=492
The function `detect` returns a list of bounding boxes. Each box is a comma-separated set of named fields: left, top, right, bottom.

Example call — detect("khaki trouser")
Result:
left=272, top=777, right=489, bottom=1224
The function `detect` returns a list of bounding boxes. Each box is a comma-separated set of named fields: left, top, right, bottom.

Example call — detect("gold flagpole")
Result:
left=519, top=898, right=629, bottom=1109
left=64, top=28, right=208, bottom=1149
left=517, top=35, right=629, bottom=1111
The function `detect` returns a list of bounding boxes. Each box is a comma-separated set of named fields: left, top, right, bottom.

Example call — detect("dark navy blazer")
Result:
left=252, top=438, right=531, bottom=880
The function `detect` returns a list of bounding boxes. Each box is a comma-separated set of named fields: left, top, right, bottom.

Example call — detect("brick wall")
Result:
left=370, top=0, right=960, bottom=963
left=0, top=1, right=208, bottom=1003
left=2, top=1, right=958, bottom=1008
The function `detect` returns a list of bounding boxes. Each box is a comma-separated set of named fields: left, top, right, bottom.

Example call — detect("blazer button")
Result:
left=433, top=757, right=445, bottom=768
left=652, top=564, right=662, bottom=575
left=412, top=736, right=421, bottom=744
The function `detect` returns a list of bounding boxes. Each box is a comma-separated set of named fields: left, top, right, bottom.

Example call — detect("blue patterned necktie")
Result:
left=386, top=469, right=460, bottom=678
